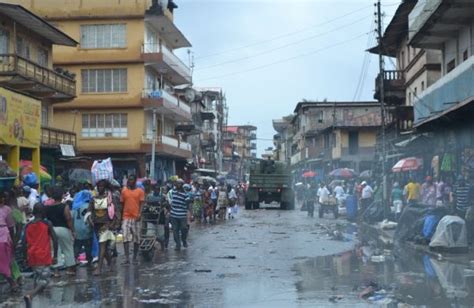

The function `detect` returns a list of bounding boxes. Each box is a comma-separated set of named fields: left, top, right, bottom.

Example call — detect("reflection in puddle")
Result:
left=294, top=244, right=474, bottom=307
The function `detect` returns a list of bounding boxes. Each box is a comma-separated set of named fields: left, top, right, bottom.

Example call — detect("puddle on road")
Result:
left=293, top=244, right=474, bottom=307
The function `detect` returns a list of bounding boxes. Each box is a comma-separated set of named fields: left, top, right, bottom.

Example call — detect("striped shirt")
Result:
left=170, top=190, right=188, bottom=219
left=455, top=184, right=471, bottom=212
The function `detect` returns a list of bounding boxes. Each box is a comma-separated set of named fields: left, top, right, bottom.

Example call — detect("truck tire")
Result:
left=287, top=202, right=295, bottom=210
left=253, top=202, right=260, bottom=210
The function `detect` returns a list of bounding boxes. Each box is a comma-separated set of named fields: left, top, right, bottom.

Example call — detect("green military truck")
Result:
left=245, top=159, right=295, bottom=210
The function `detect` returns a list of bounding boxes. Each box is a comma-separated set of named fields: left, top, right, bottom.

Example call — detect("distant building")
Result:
left=223, top=125, right=257, bottom=180
left=272, top=115, right=294, bottom=163
left=289, top=101, right=381, bottom=175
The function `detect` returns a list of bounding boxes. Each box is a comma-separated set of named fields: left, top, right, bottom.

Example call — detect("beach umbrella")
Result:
left=302, top=171, right=317, bottom=178
left=392, top=157, right=422, bottom=173
left=329, top=168, right=357, bottom=179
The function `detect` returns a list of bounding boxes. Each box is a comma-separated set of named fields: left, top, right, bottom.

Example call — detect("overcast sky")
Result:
left=174, top=0, right=398, bottom=155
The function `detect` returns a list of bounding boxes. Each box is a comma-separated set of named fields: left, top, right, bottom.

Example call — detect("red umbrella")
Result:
left=302, top=171, right=317, bottom=178
left=329, top=168, right=357, bottom=179
left=392, top=157, right=422, bottom=173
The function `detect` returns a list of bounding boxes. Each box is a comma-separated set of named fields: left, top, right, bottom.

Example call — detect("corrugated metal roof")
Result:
left=0, top=3, right=77, bottom=46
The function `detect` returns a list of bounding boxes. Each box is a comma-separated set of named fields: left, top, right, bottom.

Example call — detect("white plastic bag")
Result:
left=91, top=158, right=114, bottom=185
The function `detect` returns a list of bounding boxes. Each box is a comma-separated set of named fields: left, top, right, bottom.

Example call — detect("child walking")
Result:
left=23, top=203, right=58, bottom=306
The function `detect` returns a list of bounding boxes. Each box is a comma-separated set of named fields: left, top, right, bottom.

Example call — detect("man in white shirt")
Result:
left=318, top=183, right=330, bottom=205
left=360, top=181, right=374, bottom=213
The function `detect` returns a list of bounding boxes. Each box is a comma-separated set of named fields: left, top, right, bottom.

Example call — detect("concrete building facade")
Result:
left=10, top=0, right=193, bottom=180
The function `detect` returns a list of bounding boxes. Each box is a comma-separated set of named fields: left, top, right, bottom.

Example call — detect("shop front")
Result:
left=0, top=87, right=41, bottom=183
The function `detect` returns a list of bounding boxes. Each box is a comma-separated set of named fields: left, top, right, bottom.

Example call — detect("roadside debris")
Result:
left=194, top=269, right=212, bottom=273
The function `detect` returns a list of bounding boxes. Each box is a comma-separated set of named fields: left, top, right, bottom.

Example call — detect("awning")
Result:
left=414, top=96, right=474, bottom=130
left=395, top=135, right=422, bottom=147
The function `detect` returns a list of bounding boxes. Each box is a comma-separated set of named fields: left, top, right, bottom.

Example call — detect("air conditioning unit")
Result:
left=105, top=132, right=113, bottom=137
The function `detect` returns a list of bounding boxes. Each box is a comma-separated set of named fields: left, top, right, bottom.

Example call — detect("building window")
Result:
left=324, top=134, right=330, bottom=149
left=0, top=28, right=9, bottom=54
left=317, top=111, right=323, bottom=123
left=401, top=50, right=405, bottom=70
left=408, top=92, right=412, bottom=105
left=80, top=24, right=126, bottom=49
left=41, top=104, right=48, bottom=126
left=37, top=48, right=48, bottom=67
left=447, top=59, right=456, bottom=73
left=421, top=81, right=425, bottom=91
left=81, top=113, right=128, bottom=138
left=463, top=50, right=468, bottom=61
left=16, top=36, right=30, bottom=59
left=81, top=69, right=127, bottom=93
left=348, top=131, right=359, bottom=155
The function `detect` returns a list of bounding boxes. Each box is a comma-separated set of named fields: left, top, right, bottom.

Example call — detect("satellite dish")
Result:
left=185, top=88, right=195, bottom=102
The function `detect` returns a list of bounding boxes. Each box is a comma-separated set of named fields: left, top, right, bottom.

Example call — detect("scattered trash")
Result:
left=328, top=295, right=343, bottom=303
left=194, top=269, right=212, bottom=273
left=380, top=219, right=397, bottom=230
left=371, top=255, right=385, bottom=263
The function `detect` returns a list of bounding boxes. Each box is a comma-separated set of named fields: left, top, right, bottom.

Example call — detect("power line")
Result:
left=195, top=4, right=374, bottom=60
left=353, top=18, right=377, bottom=101
left=197, top=32, right=370, bottom=82
left=196, top=15, right=370, bottom=71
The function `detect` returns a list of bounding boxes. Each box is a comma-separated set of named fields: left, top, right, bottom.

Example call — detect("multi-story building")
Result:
left=289, top=101, right=381, bottom=176
left=0, top=3, right=77, bottom=180
left=368, top=0, right=441, bottom=169
left=12, top=0, right=193, bottom=180
left=408, top=0, right=474, bottom=178
left=223, top=125, right=257, bottom=180
left=194, top=87, right=226, bottom=173
left=272, top=115, right=294, bottom=163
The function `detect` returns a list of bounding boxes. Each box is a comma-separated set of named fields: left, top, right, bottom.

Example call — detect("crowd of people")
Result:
left=0, top=174, right=245, bottom=305
left=298, top=174, right=472, bottom=224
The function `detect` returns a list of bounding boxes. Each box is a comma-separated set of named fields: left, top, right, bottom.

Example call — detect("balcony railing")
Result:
left=41, top=126, right=76, bottom=147
left=374, top=70, right=405, bottom=105
left=142, top=89, right=191, bottom=114
left=141, top=43, right=191, bottom=82
left=250, top=133, right=257, bottom=140
left=250, top=143, right=257, bottom=150
left=142, top=134, right=192, bottom=151
left=0, top=54, right=76, bottom=98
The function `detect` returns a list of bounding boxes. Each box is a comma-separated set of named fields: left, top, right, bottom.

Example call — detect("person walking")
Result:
left=44, top=186, right=76, bottom=276
left=145, top=184, right=166, bottom=250
left=421, top=176, right=437, bottom=207
left=227, top=185, right=238, bottom=219
left=71, top=190, right=93, bottom=268
left=22, top=203, right=58, bottom=306
left=90, top=180, right=116, bottom=275
left=391, top=182, right=404, bottom=220
left=120, top=175, right=145, bottom=265
left=170, top=179, right=189, bottom=251
left=0, top=190, right=18, bottom=292
left=360, top=181, right=374, bottom=213
left=404, top=177, right=420, bottom=206
left=217, top=185, right=228, bottom=220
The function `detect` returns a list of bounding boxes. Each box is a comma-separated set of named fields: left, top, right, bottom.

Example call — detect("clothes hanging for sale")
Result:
left=440, top=153, right=454, bottom=172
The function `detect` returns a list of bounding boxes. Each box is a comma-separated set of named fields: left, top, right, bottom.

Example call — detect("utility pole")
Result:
left=150, top=108, right=157, bottom=180
left=331, top=101, right=336, bottom=170
left=376, top=0, right=388, bottom=217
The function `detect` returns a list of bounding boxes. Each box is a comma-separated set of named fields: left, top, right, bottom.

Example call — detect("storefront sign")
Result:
left=60, top=144, right=76, bottom=157
left=0, top=88, right=41, bottom=148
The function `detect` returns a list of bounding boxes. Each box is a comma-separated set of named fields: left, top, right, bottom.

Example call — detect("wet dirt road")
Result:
left=3, top=208, right=474, bottom=307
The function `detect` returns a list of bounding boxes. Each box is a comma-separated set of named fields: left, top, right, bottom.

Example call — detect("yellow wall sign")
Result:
left=0, top=88, right=41, bottom=148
